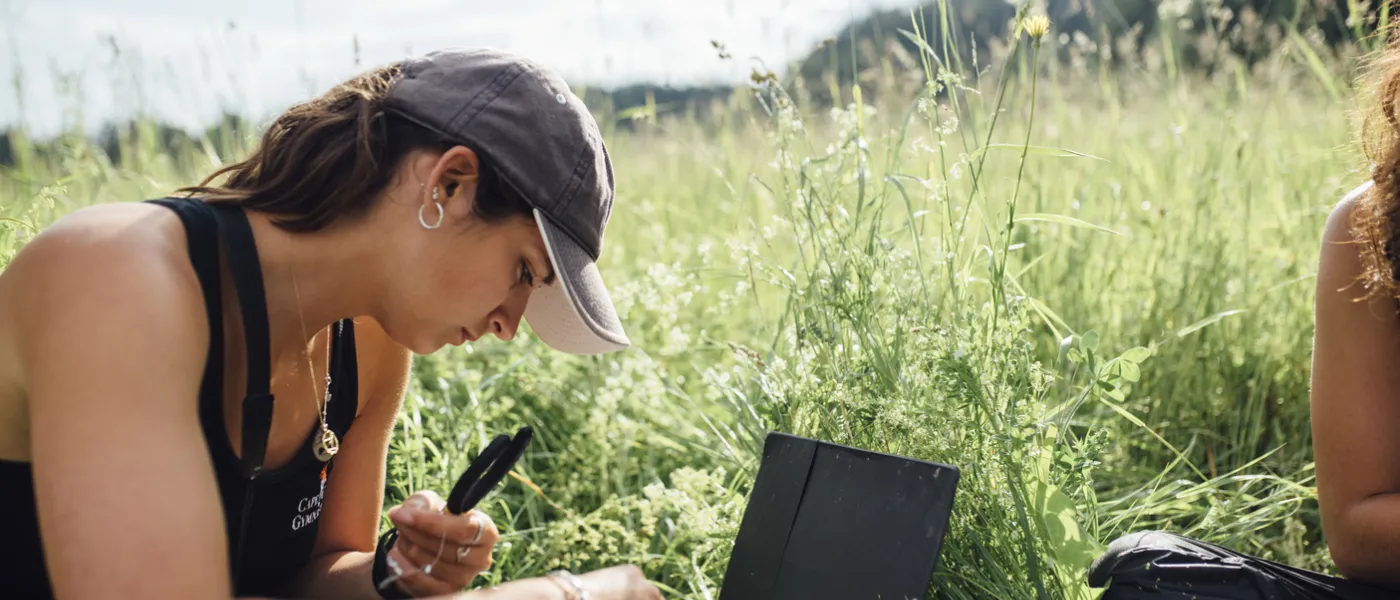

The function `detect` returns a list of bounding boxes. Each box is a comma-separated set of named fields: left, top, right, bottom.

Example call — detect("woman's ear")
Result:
left=436, top=146, right=481, bottom=222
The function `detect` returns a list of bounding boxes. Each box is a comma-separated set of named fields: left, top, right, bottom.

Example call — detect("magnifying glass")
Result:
left=446, top=426, right=534, bottom=515
left=375, top=426, right=534, bottom=593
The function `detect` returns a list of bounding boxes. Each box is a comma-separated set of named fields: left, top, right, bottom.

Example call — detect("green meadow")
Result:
left=0, top=5, right=1382, bottom=598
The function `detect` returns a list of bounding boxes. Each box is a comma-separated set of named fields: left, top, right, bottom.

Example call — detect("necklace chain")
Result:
left=288, top=237, right=338, bottom=462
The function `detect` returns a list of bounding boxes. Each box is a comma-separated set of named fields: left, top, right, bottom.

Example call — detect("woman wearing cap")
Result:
left=0, top=48, right=660, bottom=600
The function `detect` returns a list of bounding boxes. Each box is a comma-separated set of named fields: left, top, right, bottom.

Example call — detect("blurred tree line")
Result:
left=1, top=0, right=1394, bottom=167
left=787, top=0, right=1391, bottom=106
left=586, top=0, right=1393, bottom=121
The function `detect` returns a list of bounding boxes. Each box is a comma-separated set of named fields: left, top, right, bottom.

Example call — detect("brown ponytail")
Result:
left=176, top=62, right=531, bottom=232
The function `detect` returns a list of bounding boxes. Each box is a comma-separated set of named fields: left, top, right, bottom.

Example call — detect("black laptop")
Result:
left=718, top=432, right=961, bottom=600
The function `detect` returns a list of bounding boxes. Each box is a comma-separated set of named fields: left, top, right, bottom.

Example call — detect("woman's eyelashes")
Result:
left=519, top=260, right=535, bottom=286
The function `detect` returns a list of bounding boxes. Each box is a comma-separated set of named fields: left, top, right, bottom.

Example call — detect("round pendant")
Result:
left=314, top=427, right=340, bottom=462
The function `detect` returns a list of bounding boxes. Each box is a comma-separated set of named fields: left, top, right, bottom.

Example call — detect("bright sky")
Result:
left=0, top=0, right=924, bottom=138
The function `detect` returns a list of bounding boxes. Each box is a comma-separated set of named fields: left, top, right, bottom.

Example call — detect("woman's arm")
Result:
left=287, top=558, right=571, bottom=600
left=15, top=218, right=232, bottom=599
left=284, top=317, right=413, bottom=598
left=1311, top=187, right=1400, bottom=585
left=289, top=316, right=515, bottom=595
left=281, top=318, right=574, bottom=600
left=284, top=318, right=658, bottom=600
left=288, top=553, right=598, bottom=600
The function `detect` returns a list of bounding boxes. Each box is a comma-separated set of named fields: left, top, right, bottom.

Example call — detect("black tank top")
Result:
left=0, top=197, right=360, bottom=599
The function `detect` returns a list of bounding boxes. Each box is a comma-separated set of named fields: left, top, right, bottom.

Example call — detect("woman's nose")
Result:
left=489, top=285, right=535, bottom=341
left=488, top=311, right=521, bottom=341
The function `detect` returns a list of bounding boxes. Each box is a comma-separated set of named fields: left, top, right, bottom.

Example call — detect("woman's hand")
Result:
left=574, top=565, right=663, bottom=600
left=455, top=564, right=661, bottom=600
left=383, top=491, right=500, bottom=597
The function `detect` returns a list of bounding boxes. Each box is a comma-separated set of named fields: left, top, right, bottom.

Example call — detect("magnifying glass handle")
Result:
left=447, top=434, right=509, bottom=514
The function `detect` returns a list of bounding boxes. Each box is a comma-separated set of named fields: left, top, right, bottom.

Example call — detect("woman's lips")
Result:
left=460, top=327, right=479, bottom=345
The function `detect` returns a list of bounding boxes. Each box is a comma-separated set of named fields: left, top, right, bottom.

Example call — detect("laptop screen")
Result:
left=719, top=432, right=960, bottom=600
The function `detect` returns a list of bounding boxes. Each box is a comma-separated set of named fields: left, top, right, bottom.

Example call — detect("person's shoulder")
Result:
left=5, top=201, right=207, bottom=349
left=1324, top=180, right=1374, bottom=239
left=1315, top=180, right=1390, bottom=308
left=10, top=202, right=237, bottom=600
left=1317, top=180, right=1379, bottom=266
left=8, top=201, right=188, bottom=272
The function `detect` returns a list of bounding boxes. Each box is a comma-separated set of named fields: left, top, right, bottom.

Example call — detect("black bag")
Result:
left=1088, top=530, right=1400, bottom=599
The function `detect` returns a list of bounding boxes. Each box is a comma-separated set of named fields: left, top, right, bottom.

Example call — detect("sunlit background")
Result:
left=1, top=0, right=1393, bottom=597
left=1, top=0, right=924, bottom=136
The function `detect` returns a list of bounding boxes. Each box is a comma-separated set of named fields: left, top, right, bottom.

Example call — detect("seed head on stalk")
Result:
left=1025, top=15, right=1051, bottom=47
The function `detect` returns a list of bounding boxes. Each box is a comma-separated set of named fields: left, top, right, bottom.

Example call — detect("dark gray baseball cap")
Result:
left=383, top=47, right=629, bottom=355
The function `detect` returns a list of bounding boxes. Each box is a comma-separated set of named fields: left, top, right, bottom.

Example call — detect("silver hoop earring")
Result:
left=419, top=189, right=444, bottom=230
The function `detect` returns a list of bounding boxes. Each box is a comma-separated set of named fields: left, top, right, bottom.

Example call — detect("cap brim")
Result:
left=524, top=210, right=630, bottom=355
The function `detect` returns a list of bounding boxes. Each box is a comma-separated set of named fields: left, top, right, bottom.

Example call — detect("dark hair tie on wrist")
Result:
left=372, top=529, right=414, bottom=599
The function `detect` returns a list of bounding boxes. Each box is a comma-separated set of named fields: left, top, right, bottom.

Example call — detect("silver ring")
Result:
left=469, top=513, right=487, bottom=545
left=456, top=513, right=486, bottom=563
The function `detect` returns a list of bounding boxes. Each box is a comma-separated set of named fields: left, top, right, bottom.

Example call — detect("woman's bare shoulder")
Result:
left=3, top=201, right=208, bottom=376
left=5, top=202, right=243, bottom=599
left=5, top=201, right=191, bottom=277
left=1324, top=180, right=1373, bottom=236
left=1318, top=181, right=1377, bottom=286
left=7, top=201, right=193, bottom=279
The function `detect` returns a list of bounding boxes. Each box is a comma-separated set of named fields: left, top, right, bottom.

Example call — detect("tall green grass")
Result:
left=0, top=5, right=1376, bottom=598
